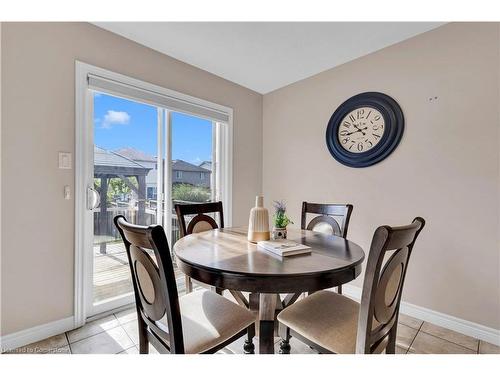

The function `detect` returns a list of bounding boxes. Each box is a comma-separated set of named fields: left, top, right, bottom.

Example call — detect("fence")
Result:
left=93, top=202, right=192, bottom=247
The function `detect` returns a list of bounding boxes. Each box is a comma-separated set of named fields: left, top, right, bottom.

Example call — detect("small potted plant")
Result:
left=272, top=200, right=293, bottom=240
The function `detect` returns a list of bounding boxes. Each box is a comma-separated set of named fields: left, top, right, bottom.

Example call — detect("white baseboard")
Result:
left=342, top=285, right=500, bottom=346
left=0, top=316, right=75, bottom=352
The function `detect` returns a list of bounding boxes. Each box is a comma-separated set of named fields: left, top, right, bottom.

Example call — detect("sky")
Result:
left=93, top=92, right=213, bottom=164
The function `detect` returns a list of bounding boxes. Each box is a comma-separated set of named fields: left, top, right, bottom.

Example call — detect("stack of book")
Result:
left=257, top=240, right=311, bottom=257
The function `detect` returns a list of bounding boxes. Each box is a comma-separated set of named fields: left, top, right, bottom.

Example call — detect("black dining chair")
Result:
left=175, top=201, right=224, bottom=294
left=114, top=215, right=255, bottom=354
left=301, top=202, right=353, bottom=294
left=277, top=217, right=425, bottom=354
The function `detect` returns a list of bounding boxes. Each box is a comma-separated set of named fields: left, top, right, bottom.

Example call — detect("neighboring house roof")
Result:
left=94, top=146, right=150, bottom=170
left=99, top=146, right=209, bottom=174
left=173, top=159, right=211, bottom=173
left=114, top=147, right=156, bottom=162
left=199, top=161, right=212, bottom=170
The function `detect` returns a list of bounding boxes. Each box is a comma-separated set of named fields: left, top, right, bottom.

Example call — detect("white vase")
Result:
left=247, top=196, right=270, bottom=243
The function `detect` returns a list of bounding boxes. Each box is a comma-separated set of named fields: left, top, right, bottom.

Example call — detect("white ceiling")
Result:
left=94, top=22, right=444, bottom=94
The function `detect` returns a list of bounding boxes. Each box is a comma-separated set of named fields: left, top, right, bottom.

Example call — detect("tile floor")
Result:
left=5, top=300, right=499, bottom=354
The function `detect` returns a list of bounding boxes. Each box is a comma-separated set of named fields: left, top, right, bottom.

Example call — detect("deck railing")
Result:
left=93, top=199, right=205, bottom=248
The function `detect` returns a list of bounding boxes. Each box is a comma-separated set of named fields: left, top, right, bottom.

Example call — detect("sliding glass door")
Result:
left=81, top=69, right=228, bottom=318
left=91, top=92, right=160, bottom=313
left=169, top=112, right=216, bottom=246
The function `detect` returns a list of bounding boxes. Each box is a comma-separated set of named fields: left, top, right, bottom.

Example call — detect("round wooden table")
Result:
left=174, top=227, right=365, bottom=354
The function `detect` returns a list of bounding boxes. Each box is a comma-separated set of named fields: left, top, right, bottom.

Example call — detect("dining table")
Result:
left=173, top=227, right=365, bottom=354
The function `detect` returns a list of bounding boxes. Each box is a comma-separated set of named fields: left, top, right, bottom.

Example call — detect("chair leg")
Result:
left=278, top=323, right=291, bottom=354
left=185, top=275, right=193, bottom=294
left=138, top=320, right=149, bottom=354
left=211, top=286, right=224, bottom=295
left=243, top=324, right=255, bottom=354
left=386, top=325, right=397, bottom=354
left=337, top=285, right=343, bottom=294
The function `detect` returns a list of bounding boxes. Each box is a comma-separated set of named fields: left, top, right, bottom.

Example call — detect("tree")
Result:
left=172, top=183, right=210, bottom=202
left=94, top=176, right=138, bottom=203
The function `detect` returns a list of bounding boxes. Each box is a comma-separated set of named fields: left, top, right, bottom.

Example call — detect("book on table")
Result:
left=257, top=239, right=312, bottom=257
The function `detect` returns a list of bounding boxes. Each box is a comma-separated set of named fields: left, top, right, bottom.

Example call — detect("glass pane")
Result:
left=170, top=112, right=214, bottom=246
left=93, top=92, right=158, bottom=305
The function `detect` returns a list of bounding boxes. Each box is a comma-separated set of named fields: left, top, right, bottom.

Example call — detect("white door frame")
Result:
left=74, top=61, right=233, bottom=327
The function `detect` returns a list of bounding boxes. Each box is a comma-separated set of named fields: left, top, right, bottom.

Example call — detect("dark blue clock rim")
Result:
left=325, top=92, right=405, bottom=168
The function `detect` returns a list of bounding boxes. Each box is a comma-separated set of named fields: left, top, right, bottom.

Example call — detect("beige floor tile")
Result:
left=120, top=320, right=139, bottom=345
left=13, top=333, right=69, bottom=354
left=119, top=346, right=139, bottom=354
left=409, top=331, right=475, bottom=354
left=70, top=326, right=135, bottom=354
left=396, top=323, right=418, bottom=350
left=67, top=314, right=120, bottom=343
left=398, top=314, right=423, bottom=330
left=479, top=341, right=500, bottom=354
left=420, top=322, right=478, bottom=351
left=395, top=345, right=407, bottom=354
left=114, top=308, right=137, bottom=325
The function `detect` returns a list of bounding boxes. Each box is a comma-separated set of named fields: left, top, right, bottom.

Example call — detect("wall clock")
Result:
left=325, top=92, right=404, bottom=168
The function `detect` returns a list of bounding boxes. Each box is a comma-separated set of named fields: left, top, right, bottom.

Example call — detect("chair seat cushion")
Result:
left=277, top=290, right=363, bottom=354
left=178, top=290, right=255, bottom=353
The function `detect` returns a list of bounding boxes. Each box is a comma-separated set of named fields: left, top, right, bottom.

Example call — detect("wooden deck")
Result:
left=93, top=242, right=186, bottom=303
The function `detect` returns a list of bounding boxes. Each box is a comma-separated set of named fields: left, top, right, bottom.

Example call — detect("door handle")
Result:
left=87, top=186, right=101, bottom=210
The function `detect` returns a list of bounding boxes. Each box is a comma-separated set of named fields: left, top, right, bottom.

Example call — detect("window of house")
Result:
left=147, top=187, right=157, bottom=200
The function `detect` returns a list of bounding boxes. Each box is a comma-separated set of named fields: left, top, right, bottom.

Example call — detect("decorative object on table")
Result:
left=257, top=240, right=311, bottom=257
left=272, top=200, right=293, bottom=240
left=325, top=92, right=404, bottom=168
left=247, top=195, right=270, bottom=243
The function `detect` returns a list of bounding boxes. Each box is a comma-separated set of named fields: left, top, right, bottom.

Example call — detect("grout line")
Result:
left=406, top=321, right=422, bottom=353
left=66, top=317, right=121, bottom=346
left=417, top=329, right=478, bottom=352
left=65, top=332, right=72, bottom=354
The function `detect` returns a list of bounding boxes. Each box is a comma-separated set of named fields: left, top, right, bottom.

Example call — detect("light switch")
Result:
left=59, top=152, right=72, bottom=169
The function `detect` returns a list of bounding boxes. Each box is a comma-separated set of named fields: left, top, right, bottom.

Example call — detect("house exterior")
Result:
left=199, top=161, right=212, bottom=171
left=115, top=148, right=158, bottom=199
left=172, top=159, right=211, bottom=188
left=115, top=148, right=212, bottom=198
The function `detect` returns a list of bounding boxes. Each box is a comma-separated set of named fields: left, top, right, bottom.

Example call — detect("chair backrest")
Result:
left=175, top=201, right=224, bottom=238
left=301, top=202, right=353, bottom=238
left=114, top=215, right=185, bottom=353
left=356, top=217, right=425, bottom=354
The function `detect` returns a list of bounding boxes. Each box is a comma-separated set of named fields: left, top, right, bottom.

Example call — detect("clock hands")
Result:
left=344, top=126, right=368, bottom=136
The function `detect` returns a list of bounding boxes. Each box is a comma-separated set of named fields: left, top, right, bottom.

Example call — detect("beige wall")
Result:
left=2, top=21, right=499, bottom=336
left=0, top=22, right=262, bottom=335
left=263, top=23, right=500, bottom=329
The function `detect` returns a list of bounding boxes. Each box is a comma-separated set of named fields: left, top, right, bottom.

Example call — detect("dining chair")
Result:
left=114, top=215, right=255, bottom=354
left=301, top=202, right=353, bottom=238
left=301, top=202, right=353, bottom=294
left=175, top=201, right=224, bottom=293
left=277, top=217, right=425, bottom=354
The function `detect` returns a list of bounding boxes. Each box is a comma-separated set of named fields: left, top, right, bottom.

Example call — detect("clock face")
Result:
left=338, top=107, right=385, bottom=153
left=326, top=92, right=404, bottom=168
